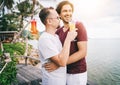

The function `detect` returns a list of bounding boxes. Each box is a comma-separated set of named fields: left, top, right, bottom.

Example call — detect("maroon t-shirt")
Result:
left=56, top=21, right=88, bottom=74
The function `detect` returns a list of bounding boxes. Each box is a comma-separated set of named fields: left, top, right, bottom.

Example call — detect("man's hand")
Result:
left=44, top=62, right=59, bottom=72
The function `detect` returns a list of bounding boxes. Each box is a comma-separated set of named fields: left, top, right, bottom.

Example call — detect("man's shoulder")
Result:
left=75, top=21, right=83, bottom=26
left=75, top=21, right=86, bottom=30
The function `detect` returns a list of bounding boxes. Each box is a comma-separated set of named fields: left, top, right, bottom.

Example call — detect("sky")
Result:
left=32, top=0, right=120, bottom=38
left=68, top=0, right=120, bottom=38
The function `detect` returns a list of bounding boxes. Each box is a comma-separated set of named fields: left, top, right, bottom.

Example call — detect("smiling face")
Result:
left=59, top=4, right=73, bottom=24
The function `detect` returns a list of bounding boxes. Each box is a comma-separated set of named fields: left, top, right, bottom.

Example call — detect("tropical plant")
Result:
left=15, top=0, right=42, bottom=29
left=0, top=13, right=20, bottom=31
left=0, top=0, right=43, bottom=39
left=0, top=42, right=25, bottom=85
left=11, top=0, right=43, bottom=41
left=0, top=42, right=32, bottom=85
left=0, top=0, right=14, bottom=16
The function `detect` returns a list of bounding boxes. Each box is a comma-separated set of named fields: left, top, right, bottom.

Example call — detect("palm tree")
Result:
left=0, top=0, right=14, bottom=16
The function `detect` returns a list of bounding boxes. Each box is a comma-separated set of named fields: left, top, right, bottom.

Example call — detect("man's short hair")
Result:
left=56, top=1, right=74, bottom=14
left=39, top=7, right=54, bottom=25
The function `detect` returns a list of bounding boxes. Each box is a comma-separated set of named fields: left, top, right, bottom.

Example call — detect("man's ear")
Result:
left=47, top=18, right=52, bottom=24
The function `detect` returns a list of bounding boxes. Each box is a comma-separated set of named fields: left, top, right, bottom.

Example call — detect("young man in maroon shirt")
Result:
left=44, top=1, right=88, bottom=85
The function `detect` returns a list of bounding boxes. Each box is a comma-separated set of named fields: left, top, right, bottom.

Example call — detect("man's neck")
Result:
left=64, top=23, right=69, bottom=28
left=45, top=27, right=56, bottom=35
left=63, top=23, right=69, bottom=32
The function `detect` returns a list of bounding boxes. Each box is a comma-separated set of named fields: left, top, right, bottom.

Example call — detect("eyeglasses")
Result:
left=47, top=16, right=61, bottom=20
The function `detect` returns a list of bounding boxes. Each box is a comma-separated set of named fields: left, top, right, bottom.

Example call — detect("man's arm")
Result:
left=49, top=31, right=77, bottom=67
left=67, top=41, right=87, bottom=65
left=44, top=41, right=87, bottom=72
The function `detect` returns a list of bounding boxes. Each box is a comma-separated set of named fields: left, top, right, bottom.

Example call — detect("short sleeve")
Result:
left=76, top=21, right=88, bottom=41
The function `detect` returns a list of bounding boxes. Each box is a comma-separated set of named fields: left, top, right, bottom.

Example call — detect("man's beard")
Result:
left=63, top=20, right=69, bottom=24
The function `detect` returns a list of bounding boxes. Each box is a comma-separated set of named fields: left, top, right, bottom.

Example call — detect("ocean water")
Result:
left=87, top=38, right=120, bottom=85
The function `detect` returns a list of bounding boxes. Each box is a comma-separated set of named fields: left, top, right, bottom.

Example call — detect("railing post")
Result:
left=25, top=56, right=28, bottom=66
